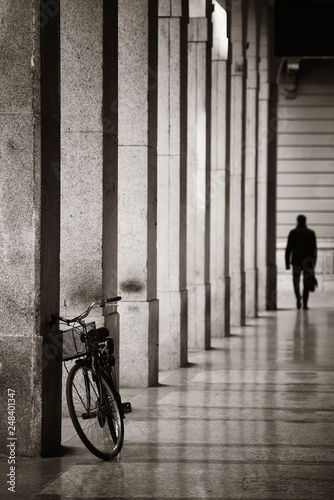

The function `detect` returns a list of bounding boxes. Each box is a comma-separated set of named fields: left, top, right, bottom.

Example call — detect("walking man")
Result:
left=285, top=214, right=317, bottom=310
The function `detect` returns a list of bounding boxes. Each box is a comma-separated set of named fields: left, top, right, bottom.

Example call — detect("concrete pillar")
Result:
left=60, top=0, right=120, bottom=389
left=187, top=1, right=209, bottom=349
left=157, top=0, right=187, bottom=370
left=257, top=8, right=270, bottom=312
left=227, top=3, right=246, bottom=327
left=267, top=82, right=278, bottom=310
left=180, top=1, right=189, bottom=367
left=204, top=2, right=213, bottom=350
left=60, top=0, right=104, bottom=324
left=0, top=0, right=61, bottom=456
left=102, top=0, right=120, bottom=374
left=210, top=1, right=228, bottom=337
left=118, top=0, right=159, bottom=387
left=267, top=6, right=278, bottom=310
left=244, top=3, right=258, bottom=318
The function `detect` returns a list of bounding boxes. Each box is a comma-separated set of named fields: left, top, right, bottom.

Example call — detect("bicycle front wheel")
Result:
left=66, top=362, right=124, bottom=460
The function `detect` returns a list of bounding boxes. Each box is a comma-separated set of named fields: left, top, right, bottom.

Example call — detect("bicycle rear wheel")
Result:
left=66, top=362, right=124, bottom=460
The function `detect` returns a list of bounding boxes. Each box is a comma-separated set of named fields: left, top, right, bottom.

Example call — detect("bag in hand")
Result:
left=307, top=272, right=318, bottom=293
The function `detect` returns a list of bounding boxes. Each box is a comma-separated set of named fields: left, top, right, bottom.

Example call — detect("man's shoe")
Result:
left=303, top=305, right=309, bottom=310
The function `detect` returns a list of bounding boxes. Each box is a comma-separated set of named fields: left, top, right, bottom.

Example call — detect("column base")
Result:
left=230, top=271, right=246, bottom=327
left=158, top=290, right=182, bottom=371
left=245, top=268, right=257, bottom=318
left=0, top=335, right=44, bottom=457
left=187, top=284, right=206, bottom=350
left=180, top=289, right=188, bottom=366
left=211, top=278, right=226, bottom=338
left=267, top=265, right=278, bottom=311
left=257, top=265, right=268, bottom=312
left=119, top=299, right=159, bottom=387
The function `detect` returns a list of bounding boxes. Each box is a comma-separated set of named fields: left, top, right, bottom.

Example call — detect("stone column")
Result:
left=267, top=82, right=278, bottom=310
left=60, top=0, right=121, bottom=389
left=180, top=0, right=189, bottom=367
left=257, top=7, right=270, bottom=312
left=157, top=0, right=187, bottom=370
left=0, top=0, right=61, bottom=456
left=187, top=0, right=209, bottom=349
left=267, top=6, right=278, bottom=311
left=211, top=1, right=228, bottom=337
left=244, top=3, right=258, bottom=318
left=102, top=0, right=120, bottom=374
left=227, top=3, right=246, bottom=327
left=118, top=0, right=159, bottom=387
left=60, top=0, right=104, bottom=325
left=204, top=1, right=213, bottom=350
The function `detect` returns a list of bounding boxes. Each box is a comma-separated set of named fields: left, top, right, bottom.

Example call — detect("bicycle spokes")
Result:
left=66, top=364, right=124, bottom=460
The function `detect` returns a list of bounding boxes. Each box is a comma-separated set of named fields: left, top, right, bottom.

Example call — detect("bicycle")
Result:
left=48, top=296, right=132, bottom=460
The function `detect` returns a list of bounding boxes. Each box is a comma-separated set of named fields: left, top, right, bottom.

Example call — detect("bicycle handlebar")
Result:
left=104, top=296, right=122, bottom=304
left=49, top=296, right=122, bottom=326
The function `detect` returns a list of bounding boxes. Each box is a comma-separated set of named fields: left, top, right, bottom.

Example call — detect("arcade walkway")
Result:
left=1, top=302, right=334, bottom=499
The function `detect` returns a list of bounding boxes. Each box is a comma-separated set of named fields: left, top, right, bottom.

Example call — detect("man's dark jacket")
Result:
left=285, top=224, right=317, bottom=268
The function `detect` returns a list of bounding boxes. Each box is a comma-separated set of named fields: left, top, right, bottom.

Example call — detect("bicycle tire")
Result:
left=66, top=361, right=124, bottom=460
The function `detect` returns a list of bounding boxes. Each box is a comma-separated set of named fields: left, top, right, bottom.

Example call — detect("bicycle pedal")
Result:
left=122, top=402, right=132, bottom=414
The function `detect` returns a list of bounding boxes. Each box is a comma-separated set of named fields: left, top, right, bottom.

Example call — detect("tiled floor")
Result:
left=1, top=298, right=334, bottom=499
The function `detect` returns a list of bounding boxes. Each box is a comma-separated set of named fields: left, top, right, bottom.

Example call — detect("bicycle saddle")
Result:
left=88, top=327, right=110, bottom=341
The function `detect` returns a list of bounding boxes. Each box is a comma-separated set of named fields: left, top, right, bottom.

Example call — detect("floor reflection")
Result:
left=1, top=309, right=334, bottom=499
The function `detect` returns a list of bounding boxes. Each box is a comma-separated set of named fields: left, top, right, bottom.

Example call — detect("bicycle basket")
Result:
left=62, top=322, right=96, bottom=361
